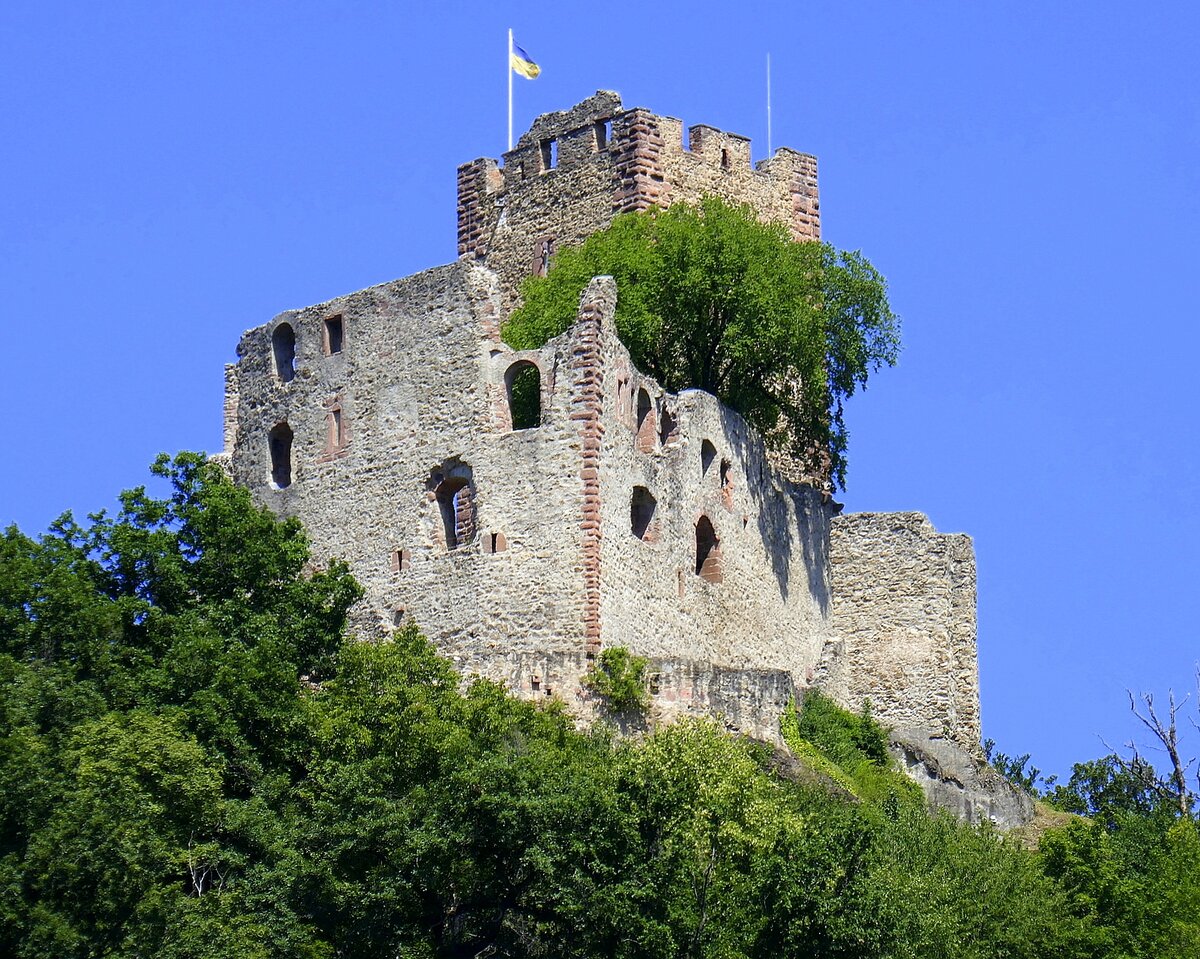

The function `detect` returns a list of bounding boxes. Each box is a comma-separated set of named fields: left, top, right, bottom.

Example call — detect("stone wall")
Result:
left=457, top=92, right=820, bottom=314
left=223, top=270, right=836, bottom=734
left=820, top=512, right=981, bottom=749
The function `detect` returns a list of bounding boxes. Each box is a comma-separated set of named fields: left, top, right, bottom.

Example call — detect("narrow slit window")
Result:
left=435, top=477, right=473, bottom=550
left=328, top=407, right=344, bottom=450
left=323, top=314, right=344, bottom=355
left=635, top=388, right=655, bottom=451
left=272, top=323, right=296, bottom=383
left=659, top=406, right=677, bottom=445
left=595, top=120, right=611, bottom=150
left=701, top=439, right=717, bottom=476
left=720, top=148, right=730, bottom=170
left=695, top=516, right=722, bottom=583
left=540, top=137, right=557, bottom=171
left=268, top=422, right=293, bottom=489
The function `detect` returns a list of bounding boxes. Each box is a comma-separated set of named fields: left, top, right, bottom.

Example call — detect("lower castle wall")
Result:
left=821, top=512, right=980, bottom=749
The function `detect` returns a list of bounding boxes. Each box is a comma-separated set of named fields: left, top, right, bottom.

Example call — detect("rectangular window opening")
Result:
left=328, top=407, right=344, bottom=450
left=595, top=120, right=610, bottom=151
left=540, top=137, right=557, bottom=171
left=324, top=314, right=344, bottom=355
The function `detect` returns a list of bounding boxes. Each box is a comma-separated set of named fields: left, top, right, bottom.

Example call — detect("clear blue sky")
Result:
left=3, top=1, right=1198, bottom=783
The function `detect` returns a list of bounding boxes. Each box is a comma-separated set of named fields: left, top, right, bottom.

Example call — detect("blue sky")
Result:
left=3, top=1, right=1198, bottom=782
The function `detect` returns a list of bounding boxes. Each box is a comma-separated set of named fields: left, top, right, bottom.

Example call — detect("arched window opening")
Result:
left=506, top=361, right=541, bottom=430
left=268, top=422, right=293, bottom=489
left=659, top=405, right=677, bottom=446
left=695, top=515, right=722, bottom=583
left=631, top=486, right=657, bottom=540
left=635, top=388, right=655, bottom=452
left=436, top=477, right=474, bottom=550
left=701, top=439, right=717, bottom=476
left=272, top=323, right=296, bottom=383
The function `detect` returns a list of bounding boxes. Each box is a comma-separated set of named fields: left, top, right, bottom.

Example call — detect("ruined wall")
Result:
left=820, top=512, right=980, bottom=749
left=223, top=261, right=593, bottom=678
left=457, top=91, right=820, bottom=314
left=223, top=269, right=835, bottom=730
left=594, top=343, right=833, bottom=679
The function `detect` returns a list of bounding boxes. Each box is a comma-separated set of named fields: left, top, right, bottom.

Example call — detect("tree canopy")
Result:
left=3, top=454, right=1198, bottom=956
left=501, top=197, right=900, bottom=489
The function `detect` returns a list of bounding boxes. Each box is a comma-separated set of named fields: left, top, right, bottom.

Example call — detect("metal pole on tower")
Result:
left=508, top=29, right=514, bottom=152
left=766, top=52, right=772, bottom=157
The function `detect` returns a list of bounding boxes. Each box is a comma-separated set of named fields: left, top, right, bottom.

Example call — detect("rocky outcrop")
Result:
left=890, top=727, right=1034, bottom=828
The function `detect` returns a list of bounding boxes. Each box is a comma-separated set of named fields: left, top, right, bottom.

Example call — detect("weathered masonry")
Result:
left=457, top=91, right=819, bottom=314
left=219, top=93, right=1017, bottom=822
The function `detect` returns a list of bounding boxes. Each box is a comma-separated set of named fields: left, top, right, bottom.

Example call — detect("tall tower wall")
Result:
left=457, top=91, right=820, bottom=311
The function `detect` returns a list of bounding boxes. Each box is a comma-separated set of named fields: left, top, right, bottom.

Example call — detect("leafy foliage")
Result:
left=2, top=454, right=1196, bottom=957
left=585, top=646, right=650, bottom=714
left=502, top=197, right=900, bottom=488
left=983, top=737, right=1058, bottom=795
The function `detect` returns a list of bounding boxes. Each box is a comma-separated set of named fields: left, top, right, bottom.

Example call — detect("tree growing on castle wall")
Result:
left=502, top=197, right=900, bottom=489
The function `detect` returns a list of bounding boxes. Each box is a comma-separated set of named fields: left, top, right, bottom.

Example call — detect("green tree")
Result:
left=502, top=197, right=900, bottom=488
left=0, top=453, right=360, bottom=957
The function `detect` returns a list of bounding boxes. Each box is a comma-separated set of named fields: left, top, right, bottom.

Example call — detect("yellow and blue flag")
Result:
left=510, top=41, right=540, bottom=79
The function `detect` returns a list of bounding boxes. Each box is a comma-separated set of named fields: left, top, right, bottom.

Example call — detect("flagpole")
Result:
left=766, top=52, right=772, bottom=157
left=508, top=28, right=514, bottom=152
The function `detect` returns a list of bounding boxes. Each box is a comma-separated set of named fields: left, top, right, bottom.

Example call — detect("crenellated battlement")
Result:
left=457, top=92, right=820, bottom=311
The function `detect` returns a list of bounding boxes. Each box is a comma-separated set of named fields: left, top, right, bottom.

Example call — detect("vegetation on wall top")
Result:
left=502, top=197, right=901, bottom=489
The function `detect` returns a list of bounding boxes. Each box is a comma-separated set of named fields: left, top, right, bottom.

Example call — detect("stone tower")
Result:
left=456, top=91, right=819, bottom=311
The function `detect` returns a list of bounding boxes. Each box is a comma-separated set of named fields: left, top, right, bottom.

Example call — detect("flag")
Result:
left=510, top=42, right=540, bottom=79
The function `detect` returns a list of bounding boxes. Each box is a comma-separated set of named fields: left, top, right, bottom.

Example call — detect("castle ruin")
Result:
left=218, top=92, right=1026, bottom=825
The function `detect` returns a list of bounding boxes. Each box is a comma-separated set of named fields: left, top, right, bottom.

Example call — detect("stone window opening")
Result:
left=631, top=486, right=657, bottom=541
left=272, top=323, right=296, bottom=383
left=531, top=237, right=555, bottom=277
left=540, top=137, right=557, bottom=171
left=435, top=476, right=474, bottom=550
left=659, top=405, right=677, bottom=446
left=701, top=439, right=717, bottom=476
left=721, top=148, right=731, bottom=170
left=487, top=531, right=508, bottom=554
left=268, top=422, right=293, bottom=489
left=506, top=361, right=541, bottom=430
left=323, top=314, right=344, bottom=355
left=635, top=387, right=656, bottom=452
left=390, top=548, right=411, bottom=573
left=695, top=515, right=722, bottom=583
left=327, top=406, right=344, bottom=450
left=595, top=119, right=611, bottom=151
left=720, top=458, right=734, bottom=509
